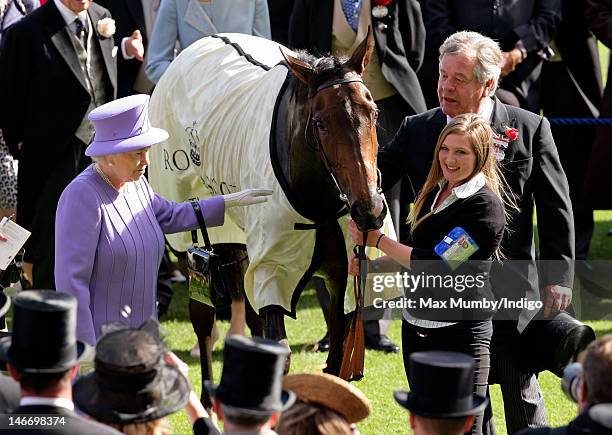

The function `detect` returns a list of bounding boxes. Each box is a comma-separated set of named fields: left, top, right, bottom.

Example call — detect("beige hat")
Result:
left=283, top=373, right=371, bottom=424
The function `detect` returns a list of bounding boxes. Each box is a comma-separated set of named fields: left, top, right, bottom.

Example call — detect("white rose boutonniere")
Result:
left=97, top=18, right=116, bottom=38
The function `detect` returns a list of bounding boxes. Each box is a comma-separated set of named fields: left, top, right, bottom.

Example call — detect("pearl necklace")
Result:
left=93, top=163, right=119, bottom=192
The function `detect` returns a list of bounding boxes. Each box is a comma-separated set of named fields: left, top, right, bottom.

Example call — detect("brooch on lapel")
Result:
left=97, top=18, right=116, bottom=39
left=372, top=0, right=391, bottom=19
left=492, top=120, right=519, bottom=162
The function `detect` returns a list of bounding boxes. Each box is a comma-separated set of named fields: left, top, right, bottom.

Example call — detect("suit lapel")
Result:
left=184, top=0, right=217, bottom=35
left=491, top=96, right=510, bottom=128
left=88, top=5, right=117, bottom=95
left=46, top=2, right=89, bottom=92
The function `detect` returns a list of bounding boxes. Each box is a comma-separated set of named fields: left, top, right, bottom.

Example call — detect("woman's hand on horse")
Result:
left=348, top=219, right=381, bottom=247
left=222, top=188, right=274, bottom=208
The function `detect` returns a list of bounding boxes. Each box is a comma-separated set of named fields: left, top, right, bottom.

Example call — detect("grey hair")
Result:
left=439, top=31, right=503, bottom=97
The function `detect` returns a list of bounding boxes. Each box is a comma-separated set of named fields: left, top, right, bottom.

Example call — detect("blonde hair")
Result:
left=408, top=114, right=513, bottom=234
left=107, top=418, right=169, bottom=435
left=277, top=400, right=354, bottom=435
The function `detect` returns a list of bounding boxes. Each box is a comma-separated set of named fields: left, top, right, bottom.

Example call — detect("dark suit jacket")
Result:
left=516, top=407, right=612, bottom=434
left=0, top=374, right=19, bottom=413
left=378, top=98, right=574, bottom=321
left=0, top=0, right=117, bottom=231
left=420, top=0, right=561, bottom=111
left=288, top=0, right=427, bottom=114
left=96, top=0, right=147, bottom=97
left=0, top=404, right=121, bottom=434
left=583, top=0, right=612, bottom=209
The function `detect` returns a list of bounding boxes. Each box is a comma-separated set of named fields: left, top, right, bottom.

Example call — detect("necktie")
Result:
left=341, top=0, right=362, bottom=32
left=74, top=17, right=88, bottom=49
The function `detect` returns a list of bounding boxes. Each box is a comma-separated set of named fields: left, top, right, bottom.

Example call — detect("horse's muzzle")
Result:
left=350, top=194, right=387, bottom=232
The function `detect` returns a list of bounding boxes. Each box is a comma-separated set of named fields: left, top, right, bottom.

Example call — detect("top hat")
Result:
left=85, top=94, right=169, bottom=157
left=73, top=320, right=190, bottom=424
left=516, top=311, right=596, bottom=377
left=394, top=351, right=488, bottom=418
left=283, top=373, right=371, bottom=424
left=0, top=290, right=93, bottom=373
left=205, top=336, right=295, bottom=415
left=0, top=290, right=9, bottom=318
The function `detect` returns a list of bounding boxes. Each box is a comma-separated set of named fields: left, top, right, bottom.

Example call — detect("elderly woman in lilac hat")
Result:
left=55, top=94, right=272, bottom=345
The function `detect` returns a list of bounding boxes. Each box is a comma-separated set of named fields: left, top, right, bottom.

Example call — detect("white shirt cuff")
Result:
left=121, top=37, right=134, bottom=59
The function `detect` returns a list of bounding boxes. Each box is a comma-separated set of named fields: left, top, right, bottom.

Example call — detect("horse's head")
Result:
left=281, top=28, right=386, bottom=232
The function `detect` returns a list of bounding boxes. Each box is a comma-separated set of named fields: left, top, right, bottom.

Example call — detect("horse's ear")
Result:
left=280, top=48, right=316, bottom=87
left=346, top=26, right=374, bottom=75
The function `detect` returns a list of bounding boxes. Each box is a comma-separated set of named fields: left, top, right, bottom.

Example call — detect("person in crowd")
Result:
left=0, top=290, right=121, bottom=434
left=277, top=372, right=371, bottom=434
left=419, top=0, right=561, bottom=112
left=517, top=334, right=612, bottom=435
left=73, top=320, right=211, bottom=435
left=583, top=0, right=612, bottom=213
left=289, top=0, right=427, bottom=353
left=349, top=113, right=506, bottom=435
left=54, top=94, right=272, bottom=345
left=376, top=30, right=574, bottom=434
left=0, top=290, right=19, bottom=414
left=0, top=0, right=139, bottom=288
left=200, top=335, right=295, bottom=435
left=395, top=351, right=488, bottom=435
left=540, top=0, right=602, bottom=265
left=145, top=0, right=271, bottom=84
left=267, top=0, right=294, bottom=46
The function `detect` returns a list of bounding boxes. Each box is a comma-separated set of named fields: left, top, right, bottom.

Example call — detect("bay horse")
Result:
left=148, top=28, right=387, bottom=409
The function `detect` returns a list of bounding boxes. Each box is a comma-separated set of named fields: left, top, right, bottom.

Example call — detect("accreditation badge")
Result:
left=434, top=227, right=479, bottom=271
left=492, top=131, right=510, bottom=161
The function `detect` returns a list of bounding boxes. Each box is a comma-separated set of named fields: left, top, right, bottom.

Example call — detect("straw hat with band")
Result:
left=283, top=373, right=371, bottom=424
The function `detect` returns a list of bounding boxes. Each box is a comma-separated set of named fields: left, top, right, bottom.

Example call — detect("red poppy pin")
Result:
left=505, top=127, right=519, bottom=141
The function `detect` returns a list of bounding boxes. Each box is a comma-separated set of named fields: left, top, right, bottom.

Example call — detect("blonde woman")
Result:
left=348, top=113, right=506, bottom=435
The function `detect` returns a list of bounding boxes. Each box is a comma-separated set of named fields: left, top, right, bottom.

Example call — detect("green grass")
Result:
left=161, top=210, right=612, bottom=434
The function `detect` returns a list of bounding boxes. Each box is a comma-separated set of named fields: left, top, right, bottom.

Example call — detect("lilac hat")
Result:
left=85, top=94, right=169, bottom=157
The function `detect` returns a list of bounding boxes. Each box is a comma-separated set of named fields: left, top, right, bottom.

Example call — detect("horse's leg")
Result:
left=188, top=298, right=215, bottom=409
left=317, top=223, right=349, bottom=376
left=245, top=294, right=264, bottom=337
left=261, top=307, right=290, bottom=373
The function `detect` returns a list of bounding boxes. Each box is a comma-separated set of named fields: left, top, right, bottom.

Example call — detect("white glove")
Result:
left=222, top=188, right=273, bottom=208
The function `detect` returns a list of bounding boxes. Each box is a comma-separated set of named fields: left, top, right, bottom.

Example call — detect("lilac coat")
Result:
left=55, top=165, right=224, bottom=345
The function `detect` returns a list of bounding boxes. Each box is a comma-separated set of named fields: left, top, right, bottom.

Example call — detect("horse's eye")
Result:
left=373, top=109, right=380, bottom=119
left=315, top=120, right=327, bottom=131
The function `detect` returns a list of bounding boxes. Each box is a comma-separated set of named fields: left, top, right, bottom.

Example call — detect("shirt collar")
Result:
left=445, top=97, right=494, bottom=125
left=437, top=172, right=486, bottom=199
left=53, top=0, right=88, bottom=26
left=20, top=396, right=75, bottom=411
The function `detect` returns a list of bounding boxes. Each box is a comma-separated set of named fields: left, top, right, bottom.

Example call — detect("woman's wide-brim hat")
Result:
left=73, top=321, right=190, bottom=424
left=283, top=373, right=371, bottom=424
left=394, top=351, right=489, bottom=418
left=0, top=290, right=93, bottom=373
left=85, top=94, right=169, bottom=157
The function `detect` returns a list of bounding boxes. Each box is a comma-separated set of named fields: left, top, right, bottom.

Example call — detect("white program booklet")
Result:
left=0, top=217, right=30, bottom=270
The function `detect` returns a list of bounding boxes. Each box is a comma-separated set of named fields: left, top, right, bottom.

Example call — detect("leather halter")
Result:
left=305, top=76, right=382, bottom=208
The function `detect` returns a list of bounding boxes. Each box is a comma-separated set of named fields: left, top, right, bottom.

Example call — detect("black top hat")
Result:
left=0, top=290, right=9, bottom=318
left=73, top=320, right=190, bottom=424
left=516, top=311, right=596, bottom=377
left=0, top=290, right=93, bottom=373
left=394, top=351, right=489, bottom=418
left=205, top=336, right=295, bottom=415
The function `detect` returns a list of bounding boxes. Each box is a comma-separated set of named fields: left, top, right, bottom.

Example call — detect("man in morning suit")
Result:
left=0, top=0, right=120, bottom=288
left=377, top=31, right=574, bottom=434
left=288, top=0, right=427, bottom=353
left=0, top=290, right=120, bottom=434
